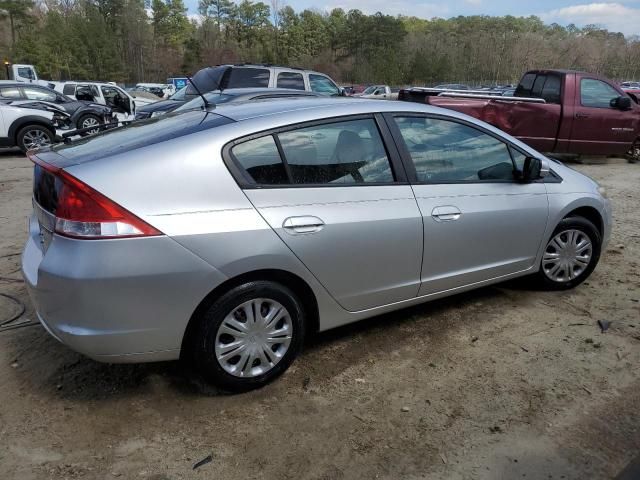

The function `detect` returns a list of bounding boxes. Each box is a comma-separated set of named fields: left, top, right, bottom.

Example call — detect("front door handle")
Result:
left=283, top=216, right=325, bottom=234
left=431, top=206, right=461, bottom=222
left=575, top=112, right=590, bottom=119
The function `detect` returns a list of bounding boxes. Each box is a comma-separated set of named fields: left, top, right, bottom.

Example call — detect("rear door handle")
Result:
left=431, top=206, right=461, bottom=222
left=575, top=112, right=590, bottom=119
left=283, top=216, right=325, bottom=234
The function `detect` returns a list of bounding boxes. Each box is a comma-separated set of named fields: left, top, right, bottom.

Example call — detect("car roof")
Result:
left=0, top=82, right=51, bottom=89
left=212, top=98, right=445, bottom=122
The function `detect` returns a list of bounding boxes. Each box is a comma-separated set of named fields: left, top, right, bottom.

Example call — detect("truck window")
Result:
left=531, top=75, right=547, bottom=98
left=62, top=84, right=76, bottom=96
left=581, top=78, right=620, bottom=108
left=228, top=68, right=270, bottom=88
left=541, top=75, right=561, bottom=104
left=276, top=72, right=304, bottom=90
left=17, top=67, right=35, bottom=80
left=515, top=73, right=536, bottom=97
left=309, top=74, right=340, bottom=95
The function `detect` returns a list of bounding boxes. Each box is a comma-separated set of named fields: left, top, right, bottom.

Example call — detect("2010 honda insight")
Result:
left=22, top=98, right=612, bottom=391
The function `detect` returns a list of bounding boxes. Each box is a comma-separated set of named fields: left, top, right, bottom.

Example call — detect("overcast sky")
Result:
left=184, top=1, right=640, bottom=36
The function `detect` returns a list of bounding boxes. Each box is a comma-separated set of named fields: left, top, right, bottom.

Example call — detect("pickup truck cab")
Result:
left=356, top=85, right=399, bottom=99
left=400, top=70, right=640, bottom=159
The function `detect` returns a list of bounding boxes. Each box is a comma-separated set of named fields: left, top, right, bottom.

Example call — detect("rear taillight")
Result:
left=29, top=153, right=162, bottom=240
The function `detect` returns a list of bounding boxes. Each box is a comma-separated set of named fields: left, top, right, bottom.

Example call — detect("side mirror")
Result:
left=611, top=95, right=632, bottom=110
left=520, top=156, right=550, bottom=182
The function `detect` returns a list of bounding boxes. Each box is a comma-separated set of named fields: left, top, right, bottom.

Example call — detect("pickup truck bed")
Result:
left=400, top=70, right=640, bottom=157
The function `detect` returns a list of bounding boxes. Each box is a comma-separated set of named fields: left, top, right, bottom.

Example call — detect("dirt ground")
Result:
left=0, top=150, right=638, bottom=480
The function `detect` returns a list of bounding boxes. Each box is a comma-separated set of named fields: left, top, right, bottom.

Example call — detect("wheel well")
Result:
left=180, top=269, right=320, bottom=357
left=564, top=206, right=603, bottom=236
left=11, top=120, right=54, bottom=143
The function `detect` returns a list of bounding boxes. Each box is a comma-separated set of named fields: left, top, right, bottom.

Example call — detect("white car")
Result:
left=0, top=103, right=68, bottom=152
left=52, top=82, right=153, bottom=121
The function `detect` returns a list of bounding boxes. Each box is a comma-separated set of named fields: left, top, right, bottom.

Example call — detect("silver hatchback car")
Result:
left=23, top=99, right=611, bottom=391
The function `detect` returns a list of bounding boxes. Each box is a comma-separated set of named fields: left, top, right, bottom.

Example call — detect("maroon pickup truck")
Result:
left=399, top=70, right=640, bottom=160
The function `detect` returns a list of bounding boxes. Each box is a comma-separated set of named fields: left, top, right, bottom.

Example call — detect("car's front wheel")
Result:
left=17, top=125, right=54, bottom=152
left=536, top=217, right=601, bottom=290
left=191, top=281, right=306, bottom=392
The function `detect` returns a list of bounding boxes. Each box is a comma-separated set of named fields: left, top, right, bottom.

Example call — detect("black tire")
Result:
left=16, top=125, right=54, bottom=152
left=190, top=281, right=306, bottom=392
left=535, top=216, right=602, bottom=290
left=77, top=114, right=102, bottom=136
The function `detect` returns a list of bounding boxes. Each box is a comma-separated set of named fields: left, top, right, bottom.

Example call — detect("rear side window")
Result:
left=229, top=118, right=396, bottom=186
left=581, top=78, right=620, bottom=108
left=541, top=75, right=561, bottom=104
left=278, top=119, right=394, bottom=184
left=23, top=87, right=57, bottom=102
left=231, top=136, right=288, bottom=185
left=515, top=73, right=536, bottom=97
left=516, top=73, right=561, bottom=103
left=62, top=84, right=76, bottom=95
left=277, top=72, right=304, bottom=90
left=0, top=87, right=21, bottom=99
left=228, top=68, right=270, bottom=88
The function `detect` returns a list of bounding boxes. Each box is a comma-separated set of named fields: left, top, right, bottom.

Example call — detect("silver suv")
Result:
left=23, top=99, right=611, bottom=391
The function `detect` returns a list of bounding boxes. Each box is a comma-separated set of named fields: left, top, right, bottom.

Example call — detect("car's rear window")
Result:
left=53, top=111, right=233, bottom=164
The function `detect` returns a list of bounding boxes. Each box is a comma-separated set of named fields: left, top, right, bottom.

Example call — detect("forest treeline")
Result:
left=1, top=0, right=640, bottom=85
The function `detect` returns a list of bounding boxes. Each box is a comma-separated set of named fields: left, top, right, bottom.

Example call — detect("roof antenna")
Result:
left=187, top=76, right=213, bottom=110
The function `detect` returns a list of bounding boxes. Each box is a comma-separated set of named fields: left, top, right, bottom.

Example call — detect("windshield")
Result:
left=169, top=86, right=188, bottom=101
left=175, top=92, right=235, bottom=112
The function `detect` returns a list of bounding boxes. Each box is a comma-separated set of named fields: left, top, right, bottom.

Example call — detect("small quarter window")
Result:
left=231, top=136, right=288, bottom=185
left=62, top=84, right=76, bottom=95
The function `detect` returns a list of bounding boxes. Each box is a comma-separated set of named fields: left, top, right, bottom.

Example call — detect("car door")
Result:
left=386, top=114, right=549, bottom=295
left=569, top=76, right=639, bottom=155
left=227, top=115, right=424, bottom=312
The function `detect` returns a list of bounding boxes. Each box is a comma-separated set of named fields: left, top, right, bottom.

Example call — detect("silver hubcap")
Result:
left=81, top=117, right=100, bottom=133
left=215, top=298, right=292, bottom=378
left=542, top=229, right=592, bottom=282
left=23, top=130, right=51, bottom=149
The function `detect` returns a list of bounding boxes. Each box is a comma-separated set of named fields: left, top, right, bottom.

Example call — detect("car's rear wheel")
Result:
left=191, top=281, right=305, bottom=392
left=78, top=114, right=102, bottom=136
left=536, top=217, right=601, bottom=290
left=627, top=137, right=640, bottom=163
left=17, top=125, right=54, bottom=152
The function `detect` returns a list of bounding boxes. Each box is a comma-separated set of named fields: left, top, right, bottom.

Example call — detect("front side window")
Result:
left=277, top=72, right=304, bottom=90
left=581, top=78, right=620, bottom=108
left=394, top=116, right=515, bottom=183
left=228, top=68, right=270, bottom=88
left=17, top=67, right=35, bottom=80
left=0, top=87, right=21, bottom=99
left=278, top=118, right=394, bottom=184
left=309, top=74, right=340, bottom=95
left=23, top=87, right=57, bottom=102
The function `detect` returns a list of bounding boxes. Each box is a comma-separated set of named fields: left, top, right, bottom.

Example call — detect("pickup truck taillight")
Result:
left=29, top=153, right=162, bottom=239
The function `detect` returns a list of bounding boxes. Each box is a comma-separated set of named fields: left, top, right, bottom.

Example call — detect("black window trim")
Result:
left=579, top=77, right=622, bottom=110
left=222, top=113, right=409, bottom=189
left=382, top=111, right=560, bottom=185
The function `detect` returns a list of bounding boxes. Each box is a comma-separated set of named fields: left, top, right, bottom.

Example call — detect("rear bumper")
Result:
left=22, top=214, right=228, bottom=363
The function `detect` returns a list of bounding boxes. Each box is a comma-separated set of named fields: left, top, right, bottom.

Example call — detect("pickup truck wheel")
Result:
left=16, top=125, right=54, bottom=153
left=627, top=138, right=640, bottom=163
left=78, top=114, right=102, bottom=136
left=535, top=217, right=601, bottom=290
